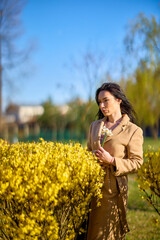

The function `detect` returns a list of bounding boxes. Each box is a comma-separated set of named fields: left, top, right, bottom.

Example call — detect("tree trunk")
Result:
left=151, top=121, right=159, bottom=140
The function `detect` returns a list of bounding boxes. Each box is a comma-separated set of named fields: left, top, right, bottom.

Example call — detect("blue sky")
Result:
left=4, top=0, right=160, bottom=109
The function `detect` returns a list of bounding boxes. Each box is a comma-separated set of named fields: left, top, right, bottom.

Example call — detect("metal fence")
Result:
left=18, top=129, right=86, bottom=144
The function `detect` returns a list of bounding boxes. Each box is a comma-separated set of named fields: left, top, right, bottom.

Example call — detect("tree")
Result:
left=72, top=47, right=108, bottom=102
left=121, top=61, right=160, bottom=138
left=66, top=98, right=98, bottom=136
left=124, top=13, right=160, bottom=68
left=38, top=97, right=99, bottom=142
left=123, top=13, right=160, bottom=138
left=0, top=0, right=31, bottom=135
left=38, top=99, right=66, bottom=130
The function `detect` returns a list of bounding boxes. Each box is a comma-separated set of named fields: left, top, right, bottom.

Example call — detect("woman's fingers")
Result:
left=95, top=150, right=103, bottom=157
left=96, top=148, right=105, bottom=158
left=99, top=146, right=104, bottom=151
left=97, top=147, right=104, bottom=153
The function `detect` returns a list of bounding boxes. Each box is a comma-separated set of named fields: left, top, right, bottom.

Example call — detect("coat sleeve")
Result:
left=114, top=127, right=143, bottom=176
left=87, top=122, right=93, bottom=151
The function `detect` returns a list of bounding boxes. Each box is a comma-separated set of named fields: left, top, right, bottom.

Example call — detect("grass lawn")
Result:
left=126, top=209, right=160, bottom=240
left=126, top=174, right=160, bottom=240
left=143, top=137, right=160, bottom=152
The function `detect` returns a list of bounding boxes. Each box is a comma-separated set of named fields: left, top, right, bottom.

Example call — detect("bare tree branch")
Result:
left=0, top=0, right=34, bottom=135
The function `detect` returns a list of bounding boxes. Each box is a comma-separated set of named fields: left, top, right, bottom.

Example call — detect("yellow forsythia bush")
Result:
left=0, top=139, right=104, bottom=240
left=137, top=148, right=160, bottom=220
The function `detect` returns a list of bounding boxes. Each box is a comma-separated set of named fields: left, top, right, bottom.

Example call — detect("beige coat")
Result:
left=87, top=114, right=143, bottom=240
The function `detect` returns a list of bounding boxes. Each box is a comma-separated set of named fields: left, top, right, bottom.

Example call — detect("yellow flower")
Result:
left=0, top=139, right=104, bottom=239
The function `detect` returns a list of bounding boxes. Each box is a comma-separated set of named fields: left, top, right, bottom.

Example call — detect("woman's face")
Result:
left=98, top=90, right=121, bottom=117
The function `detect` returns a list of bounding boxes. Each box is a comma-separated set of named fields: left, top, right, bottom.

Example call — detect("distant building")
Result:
left=5, top=104, right=44, bottom=124
left=59, top=104, right=70, bottom=115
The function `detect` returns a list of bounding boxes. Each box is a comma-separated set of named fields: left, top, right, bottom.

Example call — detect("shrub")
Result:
left=137, top=148, right=160, bottom=224
left=0, top=139, right=104, bottom=240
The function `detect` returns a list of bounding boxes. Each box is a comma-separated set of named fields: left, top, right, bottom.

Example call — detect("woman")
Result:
left=87, top=83, right=143, bottom=240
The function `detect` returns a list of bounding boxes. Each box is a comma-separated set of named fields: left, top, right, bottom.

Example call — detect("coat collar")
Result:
left=97, top=114, right=130, bottom=146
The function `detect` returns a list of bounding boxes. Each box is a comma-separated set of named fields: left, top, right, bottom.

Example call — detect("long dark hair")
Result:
left=95, top=82, right=136, bottom=123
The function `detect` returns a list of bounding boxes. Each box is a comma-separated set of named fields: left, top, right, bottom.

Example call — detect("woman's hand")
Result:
left=95, top=147, right=114, bottom=165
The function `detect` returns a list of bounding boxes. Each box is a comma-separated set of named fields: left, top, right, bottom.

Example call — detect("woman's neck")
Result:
left=107, top=113, right=122, bottom=123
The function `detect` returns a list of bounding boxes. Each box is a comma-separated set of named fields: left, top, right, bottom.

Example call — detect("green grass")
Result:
left=143, top=137, right=160, bottom=152
left=126, top=209, right=160, bottom=240
left=126, top=174, right=160, bottom=240
left=124, top=137, right=160, bottom=239
left=127, top=174, right=150, bottom=211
